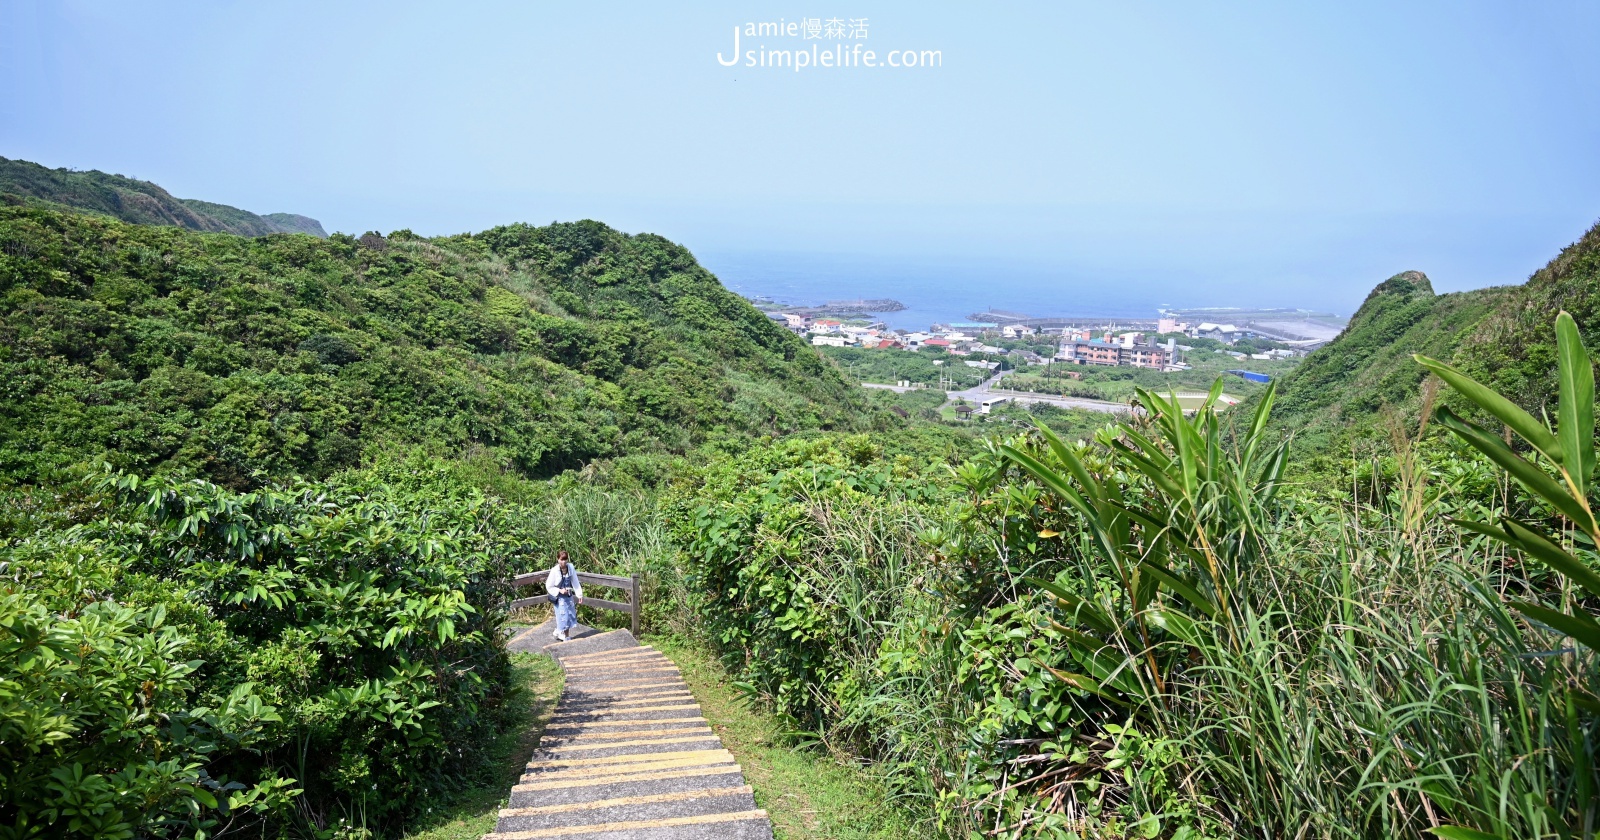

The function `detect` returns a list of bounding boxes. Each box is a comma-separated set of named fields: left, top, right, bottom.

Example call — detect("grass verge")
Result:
left=649, top=635, right=918, bottom=840
left=402, top=647, right=564, bottom=840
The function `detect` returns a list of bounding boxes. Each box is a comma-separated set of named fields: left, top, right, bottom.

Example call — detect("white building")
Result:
left=810, top=335, right=848, bottom=347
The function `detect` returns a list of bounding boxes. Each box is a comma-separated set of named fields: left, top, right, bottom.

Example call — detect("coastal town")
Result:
left=748, top=300, right=1342, bottom=419
left=763, top=309, right=1322, bottom=371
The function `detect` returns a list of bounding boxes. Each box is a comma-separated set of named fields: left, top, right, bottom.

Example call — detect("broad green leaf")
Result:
left=999, top=444, right=1093, bottom=520
left=1427, top=827, right=1501, bottom=840
left=1138, top=561, right=1217, bottom=619
left=1555, top=310, right=1595, bottom=497
left=1416, top=353, right=1561, bottom=464
left=1145, top=605, right=1202, bottom=646
left=1030, top=577, right=1118, bottom=636
left=1501, top=518, right=1600, bottom=599
left=1447, top=517, right=1513, bottom=545
left=1243, top=381, right=1278, bottom=463
left=1433, top=407, right=1590, bottom=527
left=1034, top=421, right=1101, bottom=503
left=1510, top=601, right=1600, bottom=651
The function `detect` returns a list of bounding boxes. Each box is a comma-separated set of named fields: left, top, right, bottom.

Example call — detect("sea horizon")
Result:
left=698, top=248, right=1353, bottom=331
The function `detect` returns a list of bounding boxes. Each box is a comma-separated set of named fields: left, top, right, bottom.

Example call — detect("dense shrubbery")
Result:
left=662, top=339, right=1600, bottom=837
left=0, top=208, right=863, bottom=489
left=817, top=345, right=989, bottom=389
left=1, top=455, right=541, bottom=838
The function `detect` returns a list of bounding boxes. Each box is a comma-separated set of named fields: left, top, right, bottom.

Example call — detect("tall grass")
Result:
left=1162, top=491, right=1589, bottom=837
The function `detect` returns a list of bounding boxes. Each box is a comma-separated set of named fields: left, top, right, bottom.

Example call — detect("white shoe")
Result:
left=552, top=629, right=562, bottom=641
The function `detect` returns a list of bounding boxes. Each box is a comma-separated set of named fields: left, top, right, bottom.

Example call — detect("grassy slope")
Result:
left=0, top=155, right=324, bottom=237
left=649, top=636, right=918, bottom=840
left=1258, top=218, right=1600, bottom=466
left=0, top=208, right=866, bottom=488
left=1456, top=220, right=1600, bottom=417
left=1256, top=270, right=1511, bottom=458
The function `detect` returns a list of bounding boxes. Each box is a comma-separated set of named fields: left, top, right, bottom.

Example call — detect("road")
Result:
left=948, top=372, right=1130, bottom=415
left=860, top=382, right=924, bottom=394
left=861, top=372, right=1130, bottom=415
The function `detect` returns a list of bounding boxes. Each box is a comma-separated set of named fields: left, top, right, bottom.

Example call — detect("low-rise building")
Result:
left=810, top=335, right=848, bottom=347
left=1058, top=339, right=1170, bottom=370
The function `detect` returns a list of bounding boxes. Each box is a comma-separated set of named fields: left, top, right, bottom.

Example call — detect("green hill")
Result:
left=1262, top=219, right=1600, bottom=459
left=0, top=206, right=863, bottom=488
left=1455, top=221, right=1600, bottom=416
left=0, top=156, right=327, bottom=237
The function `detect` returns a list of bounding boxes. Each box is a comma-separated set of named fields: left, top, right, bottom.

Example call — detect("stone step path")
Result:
left=488, top=625, right=772, bottom=840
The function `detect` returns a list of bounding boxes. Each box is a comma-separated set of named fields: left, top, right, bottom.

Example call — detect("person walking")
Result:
left=546, top=550, right=584, bottom=642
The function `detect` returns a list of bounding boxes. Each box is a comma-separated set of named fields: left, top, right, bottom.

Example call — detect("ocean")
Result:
left=697, top=249, right=1294, bottom=331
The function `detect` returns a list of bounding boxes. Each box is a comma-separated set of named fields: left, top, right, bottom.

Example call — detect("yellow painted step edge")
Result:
left=535, top=734, right=723, bottom=753
left=559, top=645, right=657, bottom=663
left=548, top=703, right=701, bottom=721
left=482, top=808, right=769, bottom=839
left=511, top=761, right=744, bottom=792
left=526, top=747, right=731, bottom=770
left=556, top=691, right=694, bottom=704
left=563, top=678, right=688, bottom=691
left=498, top=784, right=752, bottom=818
left=543, top=726, right=711, bottom=743
left=543, top=716, right=708, bottom=731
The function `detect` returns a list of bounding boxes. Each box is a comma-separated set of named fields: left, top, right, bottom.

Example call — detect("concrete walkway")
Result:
left=487, top=624, right=772, bottom=840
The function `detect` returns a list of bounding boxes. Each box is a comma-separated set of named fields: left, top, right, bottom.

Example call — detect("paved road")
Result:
left=860, top=382, right=928, bottom=394
left=947, top=372, right=1130, bottom=415
left=946, top=371, right=1007, bottom=403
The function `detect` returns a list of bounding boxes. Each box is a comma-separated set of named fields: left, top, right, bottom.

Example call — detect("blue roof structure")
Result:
left=1226, top=369, right=1272, bottom=383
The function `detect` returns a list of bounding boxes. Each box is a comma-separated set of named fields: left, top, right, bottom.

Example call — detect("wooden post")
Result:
left=630, top=574, right=640, bottom=637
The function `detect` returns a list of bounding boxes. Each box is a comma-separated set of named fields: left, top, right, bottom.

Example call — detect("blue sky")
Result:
left=3, top=1, right=1598, bottom=314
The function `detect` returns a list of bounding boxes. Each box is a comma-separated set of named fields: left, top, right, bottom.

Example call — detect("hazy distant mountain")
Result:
left=0, top=156, right=326, bottom=237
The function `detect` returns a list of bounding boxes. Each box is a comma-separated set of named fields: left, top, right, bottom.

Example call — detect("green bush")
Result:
left=0, top=568, right=294, bottom=840
left=0, top=455, right=540, bottom=838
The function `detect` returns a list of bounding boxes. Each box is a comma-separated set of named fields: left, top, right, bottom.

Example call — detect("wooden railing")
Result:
left=509, top=570, right=641, bottom=636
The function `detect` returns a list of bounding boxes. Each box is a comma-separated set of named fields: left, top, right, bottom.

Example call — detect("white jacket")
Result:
left=546, top=563, right=583, bottom=600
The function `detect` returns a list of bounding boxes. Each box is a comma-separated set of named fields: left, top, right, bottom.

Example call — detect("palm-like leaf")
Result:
left=1419, top=310, right=1600, bottom=650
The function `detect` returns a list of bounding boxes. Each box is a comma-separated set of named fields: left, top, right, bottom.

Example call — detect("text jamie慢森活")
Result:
left=717, top=18, right=941, bottom=71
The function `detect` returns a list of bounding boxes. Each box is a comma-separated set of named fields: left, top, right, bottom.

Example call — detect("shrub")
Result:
left=0, top=456, right=537, bottom=838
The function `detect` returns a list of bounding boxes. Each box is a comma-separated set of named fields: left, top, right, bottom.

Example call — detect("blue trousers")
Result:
left=555, top=595, right=578, bottom=632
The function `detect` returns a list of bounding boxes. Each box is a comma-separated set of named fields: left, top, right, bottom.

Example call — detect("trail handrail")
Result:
left=509, top=570, right=641, bottom=636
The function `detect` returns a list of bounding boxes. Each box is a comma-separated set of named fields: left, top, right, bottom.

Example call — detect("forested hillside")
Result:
left=0, top=206, right=864, bottom=490
left=0, top=156, right=327, bottom=237
left=1262, top=219, right=1600, bottom=460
